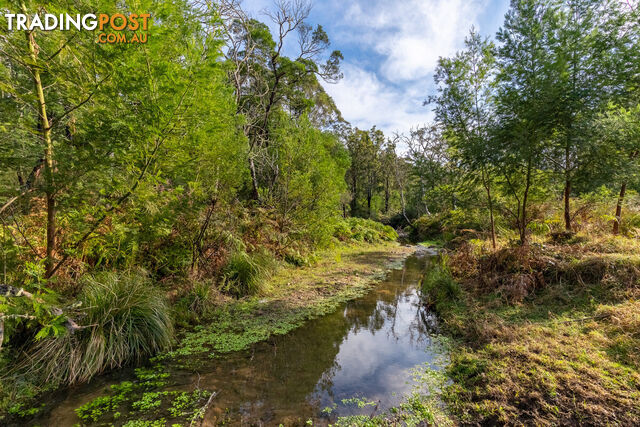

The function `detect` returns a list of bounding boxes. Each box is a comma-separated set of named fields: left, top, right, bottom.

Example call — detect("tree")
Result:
left=597, top=104, right=640, bottom=234
left=403, top=125, right=451, bottom=217
left=0, top=0, right=244, bottom=279
left=494, top=0, right=558, bottom=243
left=433, top=29, right=498, bottom=248
left=345, top=127, right=383, bottom=218
left=217, top=0, right=343, bottom=201
left=546, top=0, right=635, bottom=231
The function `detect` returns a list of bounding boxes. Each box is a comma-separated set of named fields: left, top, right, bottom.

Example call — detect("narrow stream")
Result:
left=43, top=249, right=445, bottom=426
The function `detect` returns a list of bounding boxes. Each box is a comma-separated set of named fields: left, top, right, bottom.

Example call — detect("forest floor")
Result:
left=428, top=233, right=640, bottom=426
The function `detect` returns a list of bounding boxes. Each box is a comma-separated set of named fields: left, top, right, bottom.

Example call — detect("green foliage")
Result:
left=421, top=255, right=461, bottom=311
left=75, top=364, right=210, bottom=425
left=221, top=250, right=277, bottom=297
left=334, top=218, right=398, bottom=243
left=26, top=271, right=173, bottom=385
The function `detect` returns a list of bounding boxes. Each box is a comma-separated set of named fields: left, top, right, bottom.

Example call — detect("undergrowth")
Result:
left=24, top=270, right=173, bottom=386
left=425, top=234, right=640, bottom=425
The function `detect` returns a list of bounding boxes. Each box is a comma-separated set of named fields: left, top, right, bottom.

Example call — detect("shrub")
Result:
left=333, top=218, right=398, bottom=243
left=220, top=250, right=277, bottom=297
left=412, top=215, right=442, bottom=241
left=25, top=271, right=173, bottom=385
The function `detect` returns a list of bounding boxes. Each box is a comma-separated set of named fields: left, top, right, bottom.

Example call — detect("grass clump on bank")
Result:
left=423, top=235, right=640, bottom=425
left=220, top=249, right=278, bottom=297
left=13, top=271, right=173, bottom=385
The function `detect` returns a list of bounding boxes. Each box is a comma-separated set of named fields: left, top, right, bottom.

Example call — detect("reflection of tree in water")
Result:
left=342, top=254, right=434, bottom=347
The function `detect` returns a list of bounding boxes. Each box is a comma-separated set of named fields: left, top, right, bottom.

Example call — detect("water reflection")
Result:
left=192, top=253, right=443, bottom=425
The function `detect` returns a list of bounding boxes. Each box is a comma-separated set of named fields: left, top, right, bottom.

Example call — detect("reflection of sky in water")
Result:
left=309, top=260, right=442, bottom=414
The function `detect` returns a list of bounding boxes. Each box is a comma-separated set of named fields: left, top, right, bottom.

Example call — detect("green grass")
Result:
left=428, top=240, right=640, bottom=425
left=24, top=270, right=173, bottom=385
left=418, top=239, right=444, bottom=247
left=169, top=242, right=413, bottom=358
left=220, top=249, right=278, bottom=297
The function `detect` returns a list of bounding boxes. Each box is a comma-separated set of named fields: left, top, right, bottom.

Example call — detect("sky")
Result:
left=242, top=0, right=511, bottom=137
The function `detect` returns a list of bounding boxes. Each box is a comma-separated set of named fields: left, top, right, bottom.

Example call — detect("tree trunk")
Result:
left=384, top=176, right=389, bottom=213
left=563, top=179, right=571, bottom=231
left=24, top=9, right=56, bottom=278
left=613, top=182, right=626, bottom=235
left=520, top=160, right=532, bottom=245
left=248, top=155, right=260, bottom=200
left=482, top=169, right=496, bottom=250
left=367, top=190, right=372, bottom=218
left=350, top=173, right=358, bottom=216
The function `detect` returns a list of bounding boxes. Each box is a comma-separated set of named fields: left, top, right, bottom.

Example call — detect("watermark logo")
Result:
left=3, top=13, right=150, bottom=44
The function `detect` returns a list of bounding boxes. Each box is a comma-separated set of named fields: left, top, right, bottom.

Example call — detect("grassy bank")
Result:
left=168, top=241, right=414, bottom=359
left=422, top=233, right=640, bottom=425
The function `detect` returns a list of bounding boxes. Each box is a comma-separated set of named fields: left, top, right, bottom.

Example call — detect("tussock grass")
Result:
left=24, top=271, right=173, bottom=385
left=220, top=249, right=278, bottom=297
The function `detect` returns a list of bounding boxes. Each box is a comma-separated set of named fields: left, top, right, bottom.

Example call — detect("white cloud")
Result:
left=240, top=0, right=495, bottom=136
left=321, top=64, right=431, bottom=137
left=342, top=0, right=487, bottom=82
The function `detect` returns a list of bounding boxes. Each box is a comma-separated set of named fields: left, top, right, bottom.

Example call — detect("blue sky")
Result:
left=242, top=0, right=511, bottom=136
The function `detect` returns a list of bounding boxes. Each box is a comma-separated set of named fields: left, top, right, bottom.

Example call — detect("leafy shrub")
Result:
left=333, top=218, right=398, bottom=243
left=620, top=212, right=640, bottom=235
left=283, top=248, right=318, bottom=267
left=220, top=250, right=277, bottom=297
left=412, top=215, right=442, bottom=241
left=441, top=208, right=484, bottom=233
left=25, top=271, right=173, bottom=385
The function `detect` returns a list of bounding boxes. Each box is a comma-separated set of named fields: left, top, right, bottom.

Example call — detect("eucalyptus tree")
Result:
left=217, top=0, right=343, bottom=200
left=345, top=127, right=383, bottom=218
left=403, top=125, right=451, bottom=217
left=433, top=29, right=498, bottom=248
left=380, top=139, right=398, bottom=214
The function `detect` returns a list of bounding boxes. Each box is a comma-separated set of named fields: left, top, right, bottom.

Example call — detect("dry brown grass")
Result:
left=439, top=232, right=640, bottom=426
